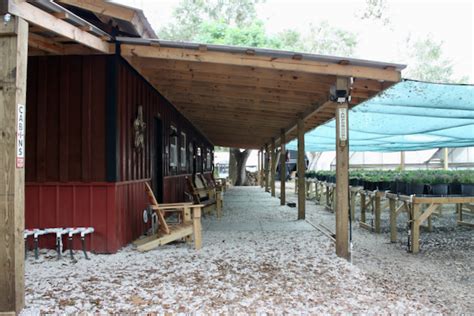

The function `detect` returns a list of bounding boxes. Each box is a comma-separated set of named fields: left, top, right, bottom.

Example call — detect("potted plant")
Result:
left=406, top=171, right=426, bottom=195
left=449, top=172, right=462, bottom=195
left=460, top=171, right=474, bottom=196
left=429, top=172, right=451, bottom=196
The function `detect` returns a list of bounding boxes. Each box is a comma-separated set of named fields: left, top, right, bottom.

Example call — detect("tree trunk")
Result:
left=229, top=148, right=237, bottom=185
left=230, top=148, right=252, bottom=186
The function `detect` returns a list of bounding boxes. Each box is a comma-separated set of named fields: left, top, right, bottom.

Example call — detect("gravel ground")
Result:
left=280, top=180, right=473, bottom=314
left=21, top=184, right=472, bottom=314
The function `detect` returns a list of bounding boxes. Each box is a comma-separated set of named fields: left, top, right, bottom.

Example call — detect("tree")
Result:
left=158, top=0, right=359, bottom=185
left=158, top=0, right=262, bottom=41
left=404, top=36, right=468, bottom=83
left=358, top=0, right=390, bottom=25
left=230, top=148, right=251, bottom=185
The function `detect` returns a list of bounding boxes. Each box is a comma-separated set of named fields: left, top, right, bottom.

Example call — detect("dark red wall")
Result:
left=25, top=55, right=214, bottom=252
left=26, top=56, right=107, bottom=183
left=115, top=58, right=213, bottom=202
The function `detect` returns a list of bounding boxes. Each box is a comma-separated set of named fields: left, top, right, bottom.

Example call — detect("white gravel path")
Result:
left=21, top=185, right=471, bottom=314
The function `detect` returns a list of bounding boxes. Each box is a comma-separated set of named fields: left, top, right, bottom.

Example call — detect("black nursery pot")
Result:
left=461, top=184, right=474, bottom=196
left=397, top=181, right=406, bottom=195
left=448, top=183, right=462, bottom=195
left=449, top=183, right=462, bottom=195
left=377, top=181, right=391, bottom=191
left=431, top=184, right=448, bottom=196
left=390, top=181, right=397, bottom=193
left=407, top=183, right=425, bottom=195
left=349, top=178, right=359, bottom=186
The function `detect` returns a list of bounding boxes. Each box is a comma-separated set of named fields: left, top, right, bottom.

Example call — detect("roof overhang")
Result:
left=118, top=37, right=405, bottom=149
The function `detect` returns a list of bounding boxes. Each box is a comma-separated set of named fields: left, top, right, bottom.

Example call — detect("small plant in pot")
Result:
left=407, top=172, right=426, bottom=195
left=459, top=171, right=474, bottom=196
left=429, top=172, right=451, bottom=196
left=449, top=172, right=462, bottom=195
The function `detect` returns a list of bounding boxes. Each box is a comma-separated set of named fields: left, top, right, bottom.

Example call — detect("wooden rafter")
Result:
left=7, top=0, right=111, bottom=53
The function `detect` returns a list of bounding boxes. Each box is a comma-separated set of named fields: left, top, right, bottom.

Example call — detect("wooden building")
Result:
left=25, top=54, right=214, bottom=253
left=0, top=0, right=404, bottom=312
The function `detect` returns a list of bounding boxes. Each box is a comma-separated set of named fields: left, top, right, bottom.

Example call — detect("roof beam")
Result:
left=58, top=0, right=156, bottom=38
left=121, top=45, right=401, bottom=82
left=7, top=0, right=111, bottom=53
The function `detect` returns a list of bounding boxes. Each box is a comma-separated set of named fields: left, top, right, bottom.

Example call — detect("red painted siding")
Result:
left=25, top=180, right=150, bottom=253
left=26, top=56, right=107, bottom=183
left=116, top=59, right=214, bottom=202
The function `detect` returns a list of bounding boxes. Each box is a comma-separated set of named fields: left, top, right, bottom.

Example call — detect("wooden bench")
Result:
left=187, top=173, right=223, bottom=218
left=133, top=182, right=203, bottom=252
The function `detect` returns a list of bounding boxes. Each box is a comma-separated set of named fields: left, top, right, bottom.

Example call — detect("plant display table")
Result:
left=386, top=193, right=474, bottom=253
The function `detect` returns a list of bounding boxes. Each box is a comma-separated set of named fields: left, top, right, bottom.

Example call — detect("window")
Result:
left=180, top=132, right=186, bottom=168
left=206, top=149, right=212, bottom=170
left=170, top=125, right=178, bottom=167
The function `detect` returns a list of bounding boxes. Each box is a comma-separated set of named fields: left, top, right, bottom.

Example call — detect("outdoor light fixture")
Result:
left=330, top=85, right=348, bottom=103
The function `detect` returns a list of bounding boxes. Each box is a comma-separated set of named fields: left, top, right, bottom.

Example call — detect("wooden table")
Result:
left=359, top=190, right=390, bottom=233
left=385, top=193, right=474, bottom=253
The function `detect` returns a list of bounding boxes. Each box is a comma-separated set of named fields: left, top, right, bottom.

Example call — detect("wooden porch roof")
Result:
left=4, top=0, right=405, bottom=150
left=119, top=38, right=404, bottom=149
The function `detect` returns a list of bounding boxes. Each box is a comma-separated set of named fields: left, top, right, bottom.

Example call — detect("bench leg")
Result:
left=216, top=191, right=222, bottom=219
left=193, top=208, right=202, bottom=250
left=184, top=207, right=192, bottom=243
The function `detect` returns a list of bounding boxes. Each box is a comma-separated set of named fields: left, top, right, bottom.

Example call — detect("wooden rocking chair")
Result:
left=133, top=182, right=203, bottom=252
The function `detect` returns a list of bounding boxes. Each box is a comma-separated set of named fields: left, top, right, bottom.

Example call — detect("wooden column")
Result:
left=335, top=78, right=350, bottom=259
left=257, top=150, right=261, bottom=186
left=0, top=15, right=28, bottom=313
left=264, top=144, right=269, bottom=192
left=271, top=138, right=276, bottom=197
left=260, top=147, right=264, bottom=188
left=443, top=147, right=449, bottom=170
left=297, top=118, right=305, bottom=220
left=400, top=151, right=405, bottom=171
left=280, top=129, right=286, bottom=205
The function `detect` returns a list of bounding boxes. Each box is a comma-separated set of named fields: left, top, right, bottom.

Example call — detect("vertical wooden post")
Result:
left=0, top=15, right=28, bottom=313
left=271, top=138, right=276, bottom=197
left=389, top=198, right=397, bottom=242
left=335, top=78, right=350, bottom=259
left=192, top=207, right=202, bottom=250
left=411, top=203, right=421, bottom=253
left=374, top=193, right=381, bottom=233
left=297, top=118, right=305, bottom=220
left=264, top=144, right=269, bottom=192
left=257, top=150, right=261, bottom=186
left=260, top=147, right=264, bottom=188
left=280, top=129, right=286, bottom=205
left=400, top=151, right=405, bottom=171
left=443, top=147, right=449, bottom=170
left=360, top=192, right=366, bottom=223
left=350, top=190, right=356, bottom=222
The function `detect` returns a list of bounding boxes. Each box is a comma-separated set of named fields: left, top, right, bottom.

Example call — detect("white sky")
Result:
left=116, top=0, right=474, bottom=82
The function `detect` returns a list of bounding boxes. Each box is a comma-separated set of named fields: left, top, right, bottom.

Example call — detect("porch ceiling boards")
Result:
left=119, top=38, right=404, bottom=149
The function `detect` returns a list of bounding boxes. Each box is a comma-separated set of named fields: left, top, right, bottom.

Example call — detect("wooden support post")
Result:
left=335, top=83, right=349, bottom=259
left=280, top=129, right=286, bottom=205
left=401, top=151, right=406, bottom=170
left=443, top=147, right=449, bottom=170
left=360, top=192, right=366, bottom=223
left=216, top=191, right=222, bottom=219
left=297, top=118, right=305, bottom=220
left=271, top=138, right=276, bottom=197
left=257, top=150, right=261, bottom=186
left=260, top=147, right=264, bottom=188
left=411, top=204, right=421, bottom=253
left=264, top=144, right=270, bottom=192
left=374, top=193, right=381, bottom=233
left=0, top=15, right=28, bottom=313
left=389, top=198, right=397, bottom=242
left=184, top=207, right=192, bottom=243
left=192, top=208, right=202, bottom=250
left=350, top=190, right=356, bottom=221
